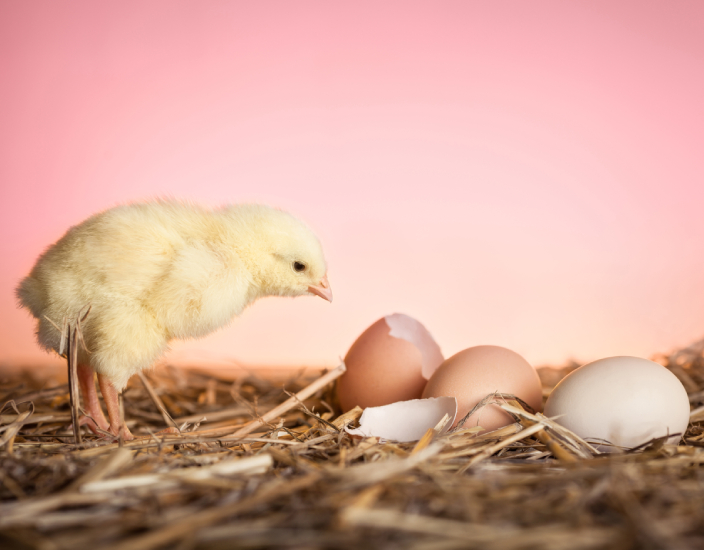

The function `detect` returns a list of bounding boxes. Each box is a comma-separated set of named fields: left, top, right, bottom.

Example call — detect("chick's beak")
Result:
left=308, top=275, right=333, bottom=303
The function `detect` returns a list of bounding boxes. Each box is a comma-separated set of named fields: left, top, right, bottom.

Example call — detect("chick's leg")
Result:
left=97, top=373, right=134, bottom=441
left=77, top=363, right=110, bottom=433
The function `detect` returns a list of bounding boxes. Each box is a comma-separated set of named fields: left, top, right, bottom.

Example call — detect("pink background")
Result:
left=2, top=1, right=703, bottom=372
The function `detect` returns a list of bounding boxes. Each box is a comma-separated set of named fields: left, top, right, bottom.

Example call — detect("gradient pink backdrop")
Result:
left=2, top=1, right=703, bottom=372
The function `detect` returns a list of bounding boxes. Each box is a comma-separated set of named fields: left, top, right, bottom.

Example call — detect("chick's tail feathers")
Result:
left=15, top=276, right=47, bottom=319
left=16, top=276, right=67, bottom=358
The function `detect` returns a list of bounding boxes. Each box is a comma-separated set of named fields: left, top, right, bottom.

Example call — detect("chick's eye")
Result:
left=293, top=261, right=306, bottom=273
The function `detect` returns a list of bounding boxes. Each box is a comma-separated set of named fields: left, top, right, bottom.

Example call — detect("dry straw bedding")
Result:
left=1, top=340, right=704, bottom=550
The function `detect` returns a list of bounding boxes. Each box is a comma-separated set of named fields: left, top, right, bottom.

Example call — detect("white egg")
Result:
left=544, top=356, right=690, bottom=450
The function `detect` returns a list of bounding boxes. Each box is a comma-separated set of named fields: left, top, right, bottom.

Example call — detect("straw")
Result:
left=2, top=337, right=704, bottom=549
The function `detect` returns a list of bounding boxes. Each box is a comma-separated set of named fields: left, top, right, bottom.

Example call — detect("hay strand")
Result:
left=229, top=362, right=346, bottom=438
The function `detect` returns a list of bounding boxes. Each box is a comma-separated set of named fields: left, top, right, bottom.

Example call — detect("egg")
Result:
left=422, top=345, right=543, bottom=432
left=544, top=356, right=690, bottom=450
left=337, top=313, right=444, bottom=412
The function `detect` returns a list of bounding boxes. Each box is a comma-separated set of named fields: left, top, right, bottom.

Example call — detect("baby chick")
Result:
left=17, top=200, right=332, bottom=440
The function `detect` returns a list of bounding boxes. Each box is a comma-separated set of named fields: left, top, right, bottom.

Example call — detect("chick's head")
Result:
left=233, top=205, right=332, bottom=302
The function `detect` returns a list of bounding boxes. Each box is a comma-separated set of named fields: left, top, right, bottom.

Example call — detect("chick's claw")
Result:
left=78, top=414, right=107, bottom=435
left=107, top=423, right=134, bottom=441
left=78, top=418, right=131, bottom=441
left=156, top=427, right=180, bottom=435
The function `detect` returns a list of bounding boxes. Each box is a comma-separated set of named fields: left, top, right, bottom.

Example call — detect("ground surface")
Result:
left=2, top=342, right=704, bottom=550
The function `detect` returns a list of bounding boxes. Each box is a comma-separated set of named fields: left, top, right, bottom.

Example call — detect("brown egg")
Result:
left=337, top=314, right=443, bottom=412
left=422, top=345, right=542, bottom=432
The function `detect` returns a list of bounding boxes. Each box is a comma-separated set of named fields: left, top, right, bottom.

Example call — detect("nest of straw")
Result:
left=2, top=339, right=704, bottom=550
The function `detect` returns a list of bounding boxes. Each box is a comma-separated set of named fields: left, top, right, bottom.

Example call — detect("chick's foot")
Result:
left=78, top=414, right=109, bottom=436
left=78, top=363, right=110, bottom=431
left=97, top=373, right=134, bottom=441
left=107, top=423, right=135, bottom=441
left=156, top=427, right=180, bottom=435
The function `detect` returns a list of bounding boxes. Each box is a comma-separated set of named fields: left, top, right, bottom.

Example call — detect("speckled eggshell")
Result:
left=544, top=356, right=690, bottom=449
left=422, top=345, right=543, bottom=432
left=337, top=315, right=442, bottom=412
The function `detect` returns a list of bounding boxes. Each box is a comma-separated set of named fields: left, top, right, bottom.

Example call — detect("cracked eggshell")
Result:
left=544, top=356, right=690, bottom=450
left=345, top=397, right=457, bottom=442
left=337, top=313, right=443, bottom=412
left=422, top=345, right=543, bottom=432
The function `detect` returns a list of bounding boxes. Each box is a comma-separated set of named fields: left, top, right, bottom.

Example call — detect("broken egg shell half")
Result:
left=345, top=396, right=457, bottom=442
left=544, top=356, right=690, bottom=450
left=422, top=345, right=543, bottom=432
left=337, top=313, right=444, bottom=412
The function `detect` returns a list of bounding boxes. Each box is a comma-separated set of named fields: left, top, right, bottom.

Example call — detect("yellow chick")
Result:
left=16, top=200, right=332, bottom=440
